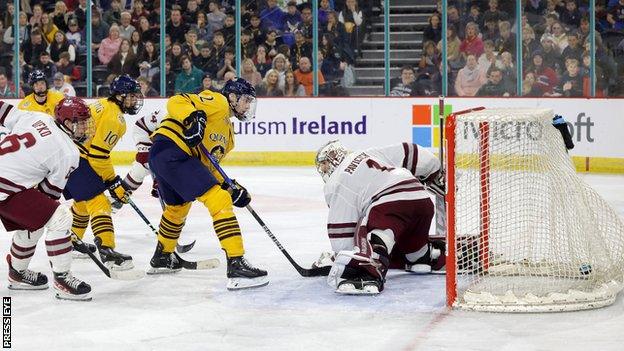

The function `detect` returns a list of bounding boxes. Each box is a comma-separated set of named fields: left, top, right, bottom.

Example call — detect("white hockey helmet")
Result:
left=315, top=140, right=348, bottom=183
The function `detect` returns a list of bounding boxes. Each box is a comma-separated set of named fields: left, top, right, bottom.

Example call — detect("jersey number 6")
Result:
left=0, top=133, right=36, bottom=156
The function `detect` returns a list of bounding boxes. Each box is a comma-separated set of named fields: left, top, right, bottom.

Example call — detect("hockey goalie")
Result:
left=314, top=140, right=445, bottom=295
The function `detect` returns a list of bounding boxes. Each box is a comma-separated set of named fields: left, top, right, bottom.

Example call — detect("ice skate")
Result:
left=6, top=255, right=48, bottom=290
left=226, top=256, right=268, bottom=290
left=53, top=271, right=91, bottom=301
left=146, top=243, right=183, bottom=274
left=95, top=237, right=134, bottom=271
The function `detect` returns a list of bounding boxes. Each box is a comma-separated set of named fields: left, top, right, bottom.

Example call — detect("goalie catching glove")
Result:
left=183, top=110, right=207, bottom=147
left=221, top=180, right=251, bottom=208
left=107, top=176, right=131, bottom=204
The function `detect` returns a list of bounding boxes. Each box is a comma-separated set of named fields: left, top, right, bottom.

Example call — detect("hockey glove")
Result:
left=552, top=115, right=574, bottom=150
left=222, top=179, right=251, bottom=208
left=182, top=110, right=207, bottom=148
left=421, top=171, right=445, bottom=197
left=107, top=176, right=130, bottom=204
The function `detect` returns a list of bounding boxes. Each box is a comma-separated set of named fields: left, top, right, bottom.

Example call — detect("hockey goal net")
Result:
left=445, top=107, right=624, bottom=312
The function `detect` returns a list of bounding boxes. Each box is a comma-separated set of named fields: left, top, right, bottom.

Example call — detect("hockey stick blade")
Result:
left=108, top=269, right=146, bottom=281
left=176, top=240, right=196, bottom=253
left=299, top=265, right=331, bottom=277
left=173, top=252, right=220, bottom=270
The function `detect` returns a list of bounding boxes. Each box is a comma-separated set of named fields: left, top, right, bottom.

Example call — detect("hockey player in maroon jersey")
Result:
left=314, top=140, right=446, bottom=295
left=0, top=98, right=94, bottom=301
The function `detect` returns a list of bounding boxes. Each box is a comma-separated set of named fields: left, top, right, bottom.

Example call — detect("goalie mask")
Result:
left=315, top=140, right=348, bottom=183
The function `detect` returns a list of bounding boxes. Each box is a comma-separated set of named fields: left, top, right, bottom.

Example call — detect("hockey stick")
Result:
left=435, top=97, right=447, bottom=238
left=71, top=233, right=144, bottom=280
left=199, top=144, right=331, bottom=277
left=125, top=198, right=219, bottom=270
left=151, top=174, right=196, bottom=253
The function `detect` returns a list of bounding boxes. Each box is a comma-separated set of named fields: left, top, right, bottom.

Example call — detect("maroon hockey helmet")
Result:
left=54, top=96, right=94, bottom=143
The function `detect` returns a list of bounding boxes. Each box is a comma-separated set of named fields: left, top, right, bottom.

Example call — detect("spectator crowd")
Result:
left=2, top=0, right=621, bottom=98
left=391, top=0, right=624, bottom=97
left=0, top=0, right=378, bottom=97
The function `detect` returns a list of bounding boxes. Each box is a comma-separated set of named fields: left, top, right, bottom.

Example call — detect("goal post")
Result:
left=444, top=107, right=624, bottom=312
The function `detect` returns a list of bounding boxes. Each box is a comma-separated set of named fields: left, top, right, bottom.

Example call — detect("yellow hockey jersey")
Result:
left=75, top=98, right=127, bottom=182
left=154, top=90, right=234, bottom=181
left=17, top=90, right=65, bottom=116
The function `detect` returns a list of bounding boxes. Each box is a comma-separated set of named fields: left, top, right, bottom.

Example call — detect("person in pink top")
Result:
left=97, top=24, right=122, bottom=65
left=454, top=54, right=487, bottom=96
left=459, top=22, right=485, bottom=58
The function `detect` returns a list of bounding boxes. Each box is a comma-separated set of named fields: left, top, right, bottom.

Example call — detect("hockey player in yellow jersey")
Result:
left=148, top=78, right=268, bottom=290
left=63, top=75, right=143, bottom=271
left=18, top=70, right=64, bottom=116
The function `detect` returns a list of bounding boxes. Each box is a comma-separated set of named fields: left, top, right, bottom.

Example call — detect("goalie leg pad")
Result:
left=327, top=250, right=386, bottom=294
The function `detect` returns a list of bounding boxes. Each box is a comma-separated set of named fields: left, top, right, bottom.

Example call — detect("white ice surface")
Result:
left=1, top=167, right=624, bottom=351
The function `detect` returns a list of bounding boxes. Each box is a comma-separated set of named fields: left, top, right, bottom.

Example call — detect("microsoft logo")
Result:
left=412, top=104, right=452, bottom=147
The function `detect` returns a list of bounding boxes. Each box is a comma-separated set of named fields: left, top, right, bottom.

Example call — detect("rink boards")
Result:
left=1, top=97, right=622, bottom=173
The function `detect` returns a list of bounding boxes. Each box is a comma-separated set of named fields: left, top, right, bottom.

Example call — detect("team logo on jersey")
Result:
left=411, top=104, right=452, bottom=148
left=210, top=145, right=225, bottom=163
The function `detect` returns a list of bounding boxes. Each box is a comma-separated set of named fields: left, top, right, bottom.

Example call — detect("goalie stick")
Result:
left=199, top=144, right=331, bottom=277
left=126, top=198, right=220, bottom=270
left=71, top=233, right=144, bottom=281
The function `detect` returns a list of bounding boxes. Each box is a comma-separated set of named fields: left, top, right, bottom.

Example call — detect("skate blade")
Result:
left=226, top=276, right=269, bottom=290
left=54, top=291, right=92, bottom=301
left=405, top=264, right=432, bottom=274
left=146, top=266, right=182, bottom=275
left=8, top=282, right=49, bottom=290
left=104, top=260, right=135, bottom=271
left=336, top=283, right=380, bottom=295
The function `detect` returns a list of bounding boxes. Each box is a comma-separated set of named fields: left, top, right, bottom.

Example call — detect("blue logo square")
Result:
left=412, top=127, right=431, bottom=147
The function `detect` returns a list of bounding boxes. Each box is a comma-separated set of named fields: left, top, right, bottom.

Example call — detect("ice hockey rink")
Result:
left=2, top=166, right=624, bottom=351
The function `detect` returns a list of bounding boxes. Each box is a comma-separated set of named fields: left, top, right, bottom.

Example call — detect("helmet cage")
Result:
left=315, top=140, right=348, bottom=183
